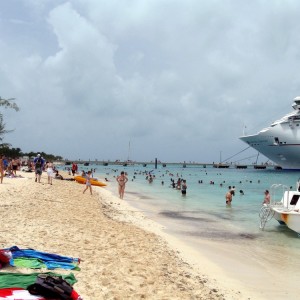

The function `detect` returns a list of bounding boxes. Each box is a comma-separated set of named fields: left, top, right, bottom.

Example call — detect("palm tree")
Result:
left=0, top=96, right=19, bottom=143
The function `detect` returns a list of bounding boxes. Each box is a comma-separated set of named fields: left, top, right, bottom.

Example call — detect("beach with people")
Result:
left=1, top=163, right=300, bottom=299
left=0, top=169, right=249, bottom=299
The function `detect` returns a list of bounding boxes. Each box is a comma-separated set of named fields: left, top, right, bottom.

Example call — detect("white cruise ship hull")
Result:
left=240, top=97, right=300, bottom=170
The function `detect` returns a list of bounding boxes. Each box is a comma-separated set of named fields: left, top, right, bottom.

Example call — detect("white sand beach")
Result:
left=0, top=171, right=263, bottom=299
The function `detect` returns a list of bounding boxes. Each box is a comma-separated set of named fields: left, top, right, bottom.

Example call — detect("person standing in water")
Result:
left=262, top=190, right=270, bottom=205
left=116, top=171, right=128, bottom=199
left=225, top=190, right=234, bottom=206
left=83, top=171, right=93, bottom=195
left=181, top=180, right=187, bottom=195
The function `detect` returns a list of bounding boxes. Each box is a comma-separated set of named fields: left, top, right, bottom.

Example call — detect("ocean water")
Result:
left=74, top=163, right=300, bottom=240
left=67, top=163, right=300, bottom=298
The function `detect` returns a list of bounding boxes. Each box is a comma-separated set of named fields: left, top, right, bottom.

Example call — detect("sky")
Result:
left=1, top=0, right=300, bottom=163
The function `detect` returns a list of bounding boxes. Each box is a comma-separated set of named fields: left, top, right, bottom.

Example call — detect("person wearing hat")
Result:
left=33, top=154, right=44, bottom=183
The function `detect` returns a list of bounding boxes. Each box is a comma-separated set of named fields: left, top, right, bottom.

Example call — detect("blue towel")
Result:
left=8, top=246, right=80, bottom=270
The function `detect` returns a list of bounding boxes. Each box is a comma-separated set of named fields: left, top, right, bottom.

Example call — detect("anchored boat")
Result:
left=259, top=183, right=300, bottom=235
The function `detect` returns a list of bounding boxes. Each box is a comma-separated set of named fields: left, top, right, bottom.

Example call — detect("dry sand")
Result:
left=0, top=171, right=248, bottom=299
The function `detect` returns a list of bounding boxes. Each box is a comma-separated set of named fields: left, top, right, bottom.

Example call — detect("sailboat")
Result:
left=253, top=152, right=266, bottom=169
left=213, top=151, right=230, bottom=168
left=123, top=140, right=134, bottom=166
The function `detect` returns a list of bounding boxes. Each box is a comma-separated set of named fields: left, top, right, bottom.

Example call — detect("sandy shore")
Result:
left=0, top=171, right=247, bottom=299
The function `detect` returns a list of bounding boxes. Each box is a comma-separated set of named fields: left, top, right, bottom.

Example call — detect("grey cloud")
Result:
left=1, top=0, right=300, bottom=162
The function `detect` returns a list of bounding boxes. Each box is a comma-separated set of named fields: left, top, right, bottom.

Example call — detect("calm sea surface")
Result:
left=72, top=163, right=300, bottom=241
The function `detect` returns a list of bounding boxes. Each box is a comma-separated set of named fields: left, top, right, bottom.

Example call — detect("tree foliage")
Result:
left=0, top=97, right=19, bottom=112
left=0, top=144, right=63, bottom=161
left=0, top=96, right=19, bottom=142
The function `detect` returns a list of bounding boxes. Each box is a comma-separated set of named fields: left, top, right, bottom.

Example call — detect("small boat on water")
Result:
left=213, top=163, right=230, bottom=168
left=259, top=183, right=300, bottom=235
left=254, top=165, right=266, bottom=169
left=235, top=165, right=247, bottom=169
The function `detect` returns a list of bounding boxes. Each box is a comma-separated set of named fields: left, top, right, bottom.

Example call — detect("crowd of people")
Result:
left=0, top=155, right=23, bottom=183
left=0, top=153, right=71, bottom=185
left=1, top=155, right=273, bottom=207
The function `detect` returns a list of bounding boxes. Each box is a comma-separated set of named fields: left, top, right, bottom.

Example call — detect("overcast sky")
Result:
left=1, top=0, right=300, bottom=163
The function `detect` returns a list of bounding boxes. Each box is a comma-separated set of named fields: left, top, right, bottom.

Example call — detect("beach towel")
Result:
left=0, top=287, right=82, bottom=300
left=11, top=257, right=80, bottom=270
left=0, top=288, right=46, bottom=299
left=7, top=246, right=80, bottom=270
left=0, top=272, right=77, bottom=289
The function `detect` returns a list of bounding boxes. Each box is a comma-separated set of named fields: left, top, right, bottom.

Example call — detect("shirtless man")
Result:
left=11, top=158, right=19, bottom=176
left=225, top=190, right=234, bottom=206
left=116, top=171, right=128, bottom=199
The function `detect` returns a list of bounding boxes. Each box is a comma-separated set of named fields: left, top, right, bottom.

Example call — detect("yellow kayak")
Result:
left=74, top=176, right=107, bottom=187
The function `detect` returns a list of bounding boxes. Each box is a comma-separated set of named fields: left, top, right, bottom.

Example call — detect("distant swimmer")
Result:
left=240, top=190, right=244, bottom=195
left=181, top=180, right=187, bottom=195
left=116, top=171, right=128, bottom=199
left=148, top=174, right=153, bottom=183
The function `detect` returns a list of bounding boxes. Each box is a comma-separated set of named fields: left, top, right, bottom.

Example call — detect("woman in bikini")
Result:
left=116, top=171, right=128, bottom=199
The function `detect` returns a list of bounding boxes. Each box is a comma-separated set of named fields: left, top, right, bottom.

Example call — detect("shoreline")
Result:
left=102, top=181, right=258, bottom=300
left=0, top=171, right=239, bottom=299
left=102, top=176, right=299, bottom=300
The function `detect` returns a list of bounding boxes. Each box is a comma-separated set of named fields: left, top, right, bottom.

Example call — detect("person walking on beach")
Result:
left=262, top=190, right=271, bottom=205
left=0, top=155, right=4, bottom=184
left=34, top=154, right=44, bottom=183
left=71, top=162, right=78, bottom=176
left=83, top=171, right=93, bottom=195
left=225, top=190, right=234, bottom=206
left=45, top=161, right=54, bottom=185
left=116, top=171, right=128, bottom=199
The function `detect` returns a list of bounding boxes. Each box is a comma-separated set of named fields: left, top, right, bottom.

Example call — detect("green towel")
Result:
left=0, top=272, right=77, bottom=288
left=12, top=257, right=46, bottom=269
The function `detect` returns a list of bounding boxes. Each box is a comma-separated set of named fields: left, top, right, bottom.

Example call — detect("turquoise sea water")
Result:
left=75, top=163, right=300, bottom=241
left=64, top=163, right=300, bottom=298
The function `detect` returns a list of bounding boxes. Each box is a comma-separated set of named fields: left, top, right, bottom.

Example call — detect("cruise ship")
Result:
left=240, top=96, right=300, bottom=170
